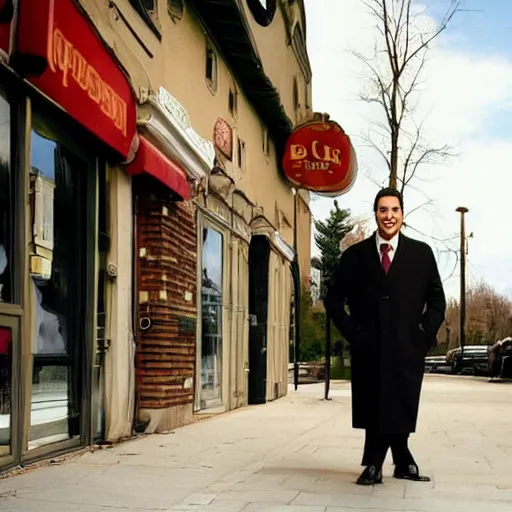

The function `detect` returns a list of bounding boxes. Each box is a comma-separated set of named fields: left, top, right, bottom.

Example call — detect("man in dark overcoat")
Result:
left=325, top=187, right=446, bottom=486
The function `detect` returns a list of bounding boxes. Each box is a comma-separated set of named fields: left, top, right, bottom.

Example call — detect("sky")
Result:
left=304, top=0, right=512, bottom=300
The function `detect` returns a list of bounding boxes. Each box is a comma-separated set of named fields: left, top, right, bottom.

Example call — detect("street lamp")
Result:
left=456, top=206, right=468, bottom=361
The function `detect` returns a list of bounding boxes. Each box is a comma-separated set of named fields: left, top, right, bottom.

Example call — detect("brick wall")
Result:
left=135, top=196, right=197, bottom=410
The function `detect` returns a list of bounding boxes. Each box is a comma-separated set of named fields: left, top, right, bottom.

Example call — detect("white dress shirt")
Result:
left=376, top=231, right=399, bottom=264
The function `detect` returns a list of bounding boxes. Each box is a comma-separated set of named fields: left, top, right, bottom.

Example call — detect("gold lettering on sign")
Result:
left=312, top=140, right=341, bottom=165
left=48, top=29, right=128, bottom=136
left=288, top=139, right=343, bottom=173
left=290, top=144, right=308, bottom=160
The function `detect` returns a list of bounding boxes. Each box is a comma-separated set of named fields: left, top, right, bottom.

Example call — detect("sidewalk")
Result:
left=1, top=375, right=511, bottom=511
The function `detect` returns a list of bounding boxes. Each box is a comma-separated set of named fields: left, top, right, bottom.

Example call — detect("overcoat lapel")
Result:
left=386, top=233, right=407, bottom=283
left=363, top=234, right=386, bottom=288
left=363, top=232, right=408, bottom=287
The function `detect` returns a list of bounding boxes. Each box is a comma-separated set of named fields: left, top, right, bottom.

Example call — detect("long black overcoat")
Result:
left=325, top=233, right=446, bottom=435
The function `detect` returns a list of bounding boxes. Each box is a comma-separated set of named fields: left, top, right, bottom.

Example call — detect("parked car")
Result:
left=424, top=355, right=452, bottom=374
left=446, top=345, right=491, bottom=376
left=488, top=337, right=512, bottom=380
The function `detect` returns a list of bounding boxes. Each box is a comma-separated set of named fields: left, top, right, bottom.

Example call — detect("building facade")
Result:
left=0, top=0, right=312, bottom=472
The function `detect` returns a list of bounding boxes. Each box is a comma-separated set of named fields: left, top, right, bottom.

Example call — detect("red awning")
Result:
left=127, top=137, right=190, bottom=200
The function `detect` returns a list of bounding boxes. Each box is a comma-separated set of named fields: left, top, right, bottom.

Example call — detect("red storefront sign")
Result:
left=282, top=120, right=358, bottom=196
left=0, top=1, right=13, bottom=55
left=10, top=0, right=137, bottom=160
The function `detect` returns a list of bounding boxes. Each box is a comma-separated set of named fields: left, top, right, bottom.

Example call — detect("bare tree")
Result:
left=340, top=217, right=371, bottom=251
left=441, top=281, right=512, bottom=348
left=357, top=0, right=460, bottom=196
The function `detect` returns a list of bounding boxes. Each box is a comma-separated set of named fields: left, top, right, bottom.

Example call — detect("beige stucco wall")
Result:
left=81, top=0, right=311, bottom=255
left=79, top=0, right=313, bottom=426
left=240, top=0, right=312, bottom=126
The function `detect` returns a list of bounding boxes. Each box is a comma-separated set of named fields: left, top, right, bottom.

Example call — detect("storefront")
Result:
left=132, top=87, right=213, bottom=432
left=194, top=171, right=294, bottom=412
left=0, top=0, right=184, bottom=472
left=195, top=186, right=252, bottom=412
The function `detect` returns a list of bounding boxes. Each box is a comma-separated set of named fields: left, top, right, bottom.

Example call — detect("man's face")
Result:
left=375, top=196, right=403, bottom=240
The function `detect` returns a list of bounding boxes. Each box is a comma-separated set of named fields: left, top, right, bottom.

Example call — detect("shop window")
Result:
left=237, top=137, right=246, bottom=171
left=0, top=93, right=12, bottom=305
left=200, top=226, right=224, bottom=408
left=128, top=0, right=162, bottom=40
left=228, top=88, right=238, bottom=118
left=28, top=119, right=88, bottom=450
left=0, top=92, right=15, bottom=459
left=205, top=45, right=218, bottom=94
left=293, top=76, right=299, bottom=114
left=262, top=127, right=270, bottom=158
left=0, top=321, right=12, bottom=454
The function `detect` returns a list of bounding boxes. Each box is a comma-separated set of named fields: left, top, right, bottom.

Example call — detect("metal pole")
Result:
left=456, top=207, right=468, bottom=361
left=292, top=189, right=300, bottom=391
left=324, top=312, right=331, bottom=400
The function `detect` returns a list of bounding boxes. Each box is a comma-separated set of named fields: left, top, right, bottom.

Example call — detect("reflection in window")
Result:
left=201, top=227, right=223, bottom=408
left=28, top=126, right=86, bottom=449
left=0, top=325, right=12, bottom=454
left=0, top=94, right=12, bottom=304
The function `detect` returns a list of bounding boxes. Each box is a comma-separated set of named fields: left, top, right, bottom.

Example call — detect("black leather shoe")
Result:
left=356, top=465, right=382, bottom=485
left=393, top=464, right=430, bottom=482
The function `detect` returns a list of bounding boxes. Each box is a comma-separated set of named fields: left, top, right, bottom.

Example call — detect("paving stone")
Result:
left=0, top=376, right=511, bottom=512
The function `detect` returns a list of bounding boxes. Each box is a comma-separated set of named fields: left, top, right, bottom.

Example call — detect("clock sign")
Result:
left=247, top=0, right=276, bottom=27
left=213, top=118, right=233, bottom=160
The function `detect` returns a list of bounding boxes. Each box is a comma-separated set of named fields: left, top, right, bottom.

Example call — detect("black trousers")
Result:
left=362, top=429, right=415, bottom=468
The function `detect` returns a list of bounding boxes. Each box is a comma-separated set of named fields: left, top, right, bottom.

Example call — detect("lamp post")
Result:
left=456, top=206, right=468, bottom=360
left=292, top=188, right=300, bottom=391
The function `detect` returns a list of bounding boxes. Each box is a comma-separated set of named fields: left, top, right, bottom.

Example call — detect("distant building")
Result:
left=311, top=267, right=322, bottom=305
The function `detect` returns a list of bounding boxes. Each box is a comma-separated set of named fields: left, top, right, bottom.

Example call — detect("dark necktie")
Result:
left=380, top=243, right=391, bottom=274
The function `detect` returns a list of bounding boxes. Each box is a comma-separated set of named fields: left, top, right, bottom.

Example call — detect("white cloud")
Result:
left=304, top=0, right=512, bottom=299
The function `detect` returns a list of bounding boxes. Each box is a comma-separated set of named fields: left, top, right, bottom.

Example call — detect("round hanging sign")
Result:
left=282, top=120, right=358, bottom=196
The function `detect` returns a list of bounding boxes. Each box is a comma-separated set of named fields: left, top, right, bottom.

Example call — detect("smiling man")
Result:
left=325, top=187, right=446, bottom=486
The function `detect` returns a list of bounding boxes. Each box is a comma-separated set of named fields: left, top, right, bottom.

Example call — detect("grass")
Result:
left=330, top=356, right=352, bottom=380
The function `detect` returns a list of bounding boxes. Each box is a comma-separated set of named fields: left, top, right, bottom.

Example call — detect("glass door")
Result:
left=200, top=226, right=224, bottom=409
left=0, top=315, right=19, bottom=464
left=27, top=119, right=89, bottom=451
left=0, top=80, right=23, bottom=469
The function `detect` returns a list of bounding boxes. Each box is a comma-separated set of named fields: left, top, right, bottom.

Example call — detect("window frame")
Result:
left=195, top=213, right=230, bottom=412
left=128, top=0, right=162, bottom=41
left=20, top=91, right=100, bottom=462
left=205, top=44, right=219, bottom=95
left=237, top=137, right=246, bottom=171
left=228, top=87, right=238, bottom=119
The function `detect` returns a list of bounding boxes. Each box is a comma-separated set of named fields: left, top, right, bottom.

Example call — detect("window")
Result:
left=237, top=137, right=246, bottom=170
left=247, top=0, right=277, bottom=26
left=128, top=0, right=162, bottom=40
left=305, top=82, right=311, bottom=109
left=28, top=118, right=89, bottom=450
left=0, top=93, right=12, bottom=304
left=205, top=46, right=218, bottom=94
left=0, top=318, right=15, bottom=456
left=167, top=0, right=184, bottom=21
left=262, top=127, right=270, bottom=157
left=293, top=76, right=299, bottom=112
left=228, top=88, right=237, bottom=118
left=200, top=227, right=224, bottom=408
left=141, top=0, right=156, bottom=11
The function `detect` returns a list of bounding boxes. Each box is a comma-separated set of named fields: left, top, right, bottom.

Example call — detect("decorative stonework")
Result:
left=213, top=118, right=233, bottom=160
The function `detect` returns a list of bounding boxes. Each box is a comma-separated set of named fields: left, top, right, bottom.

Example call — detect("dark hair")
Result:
left=373, top=187, right=404, bottom=212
